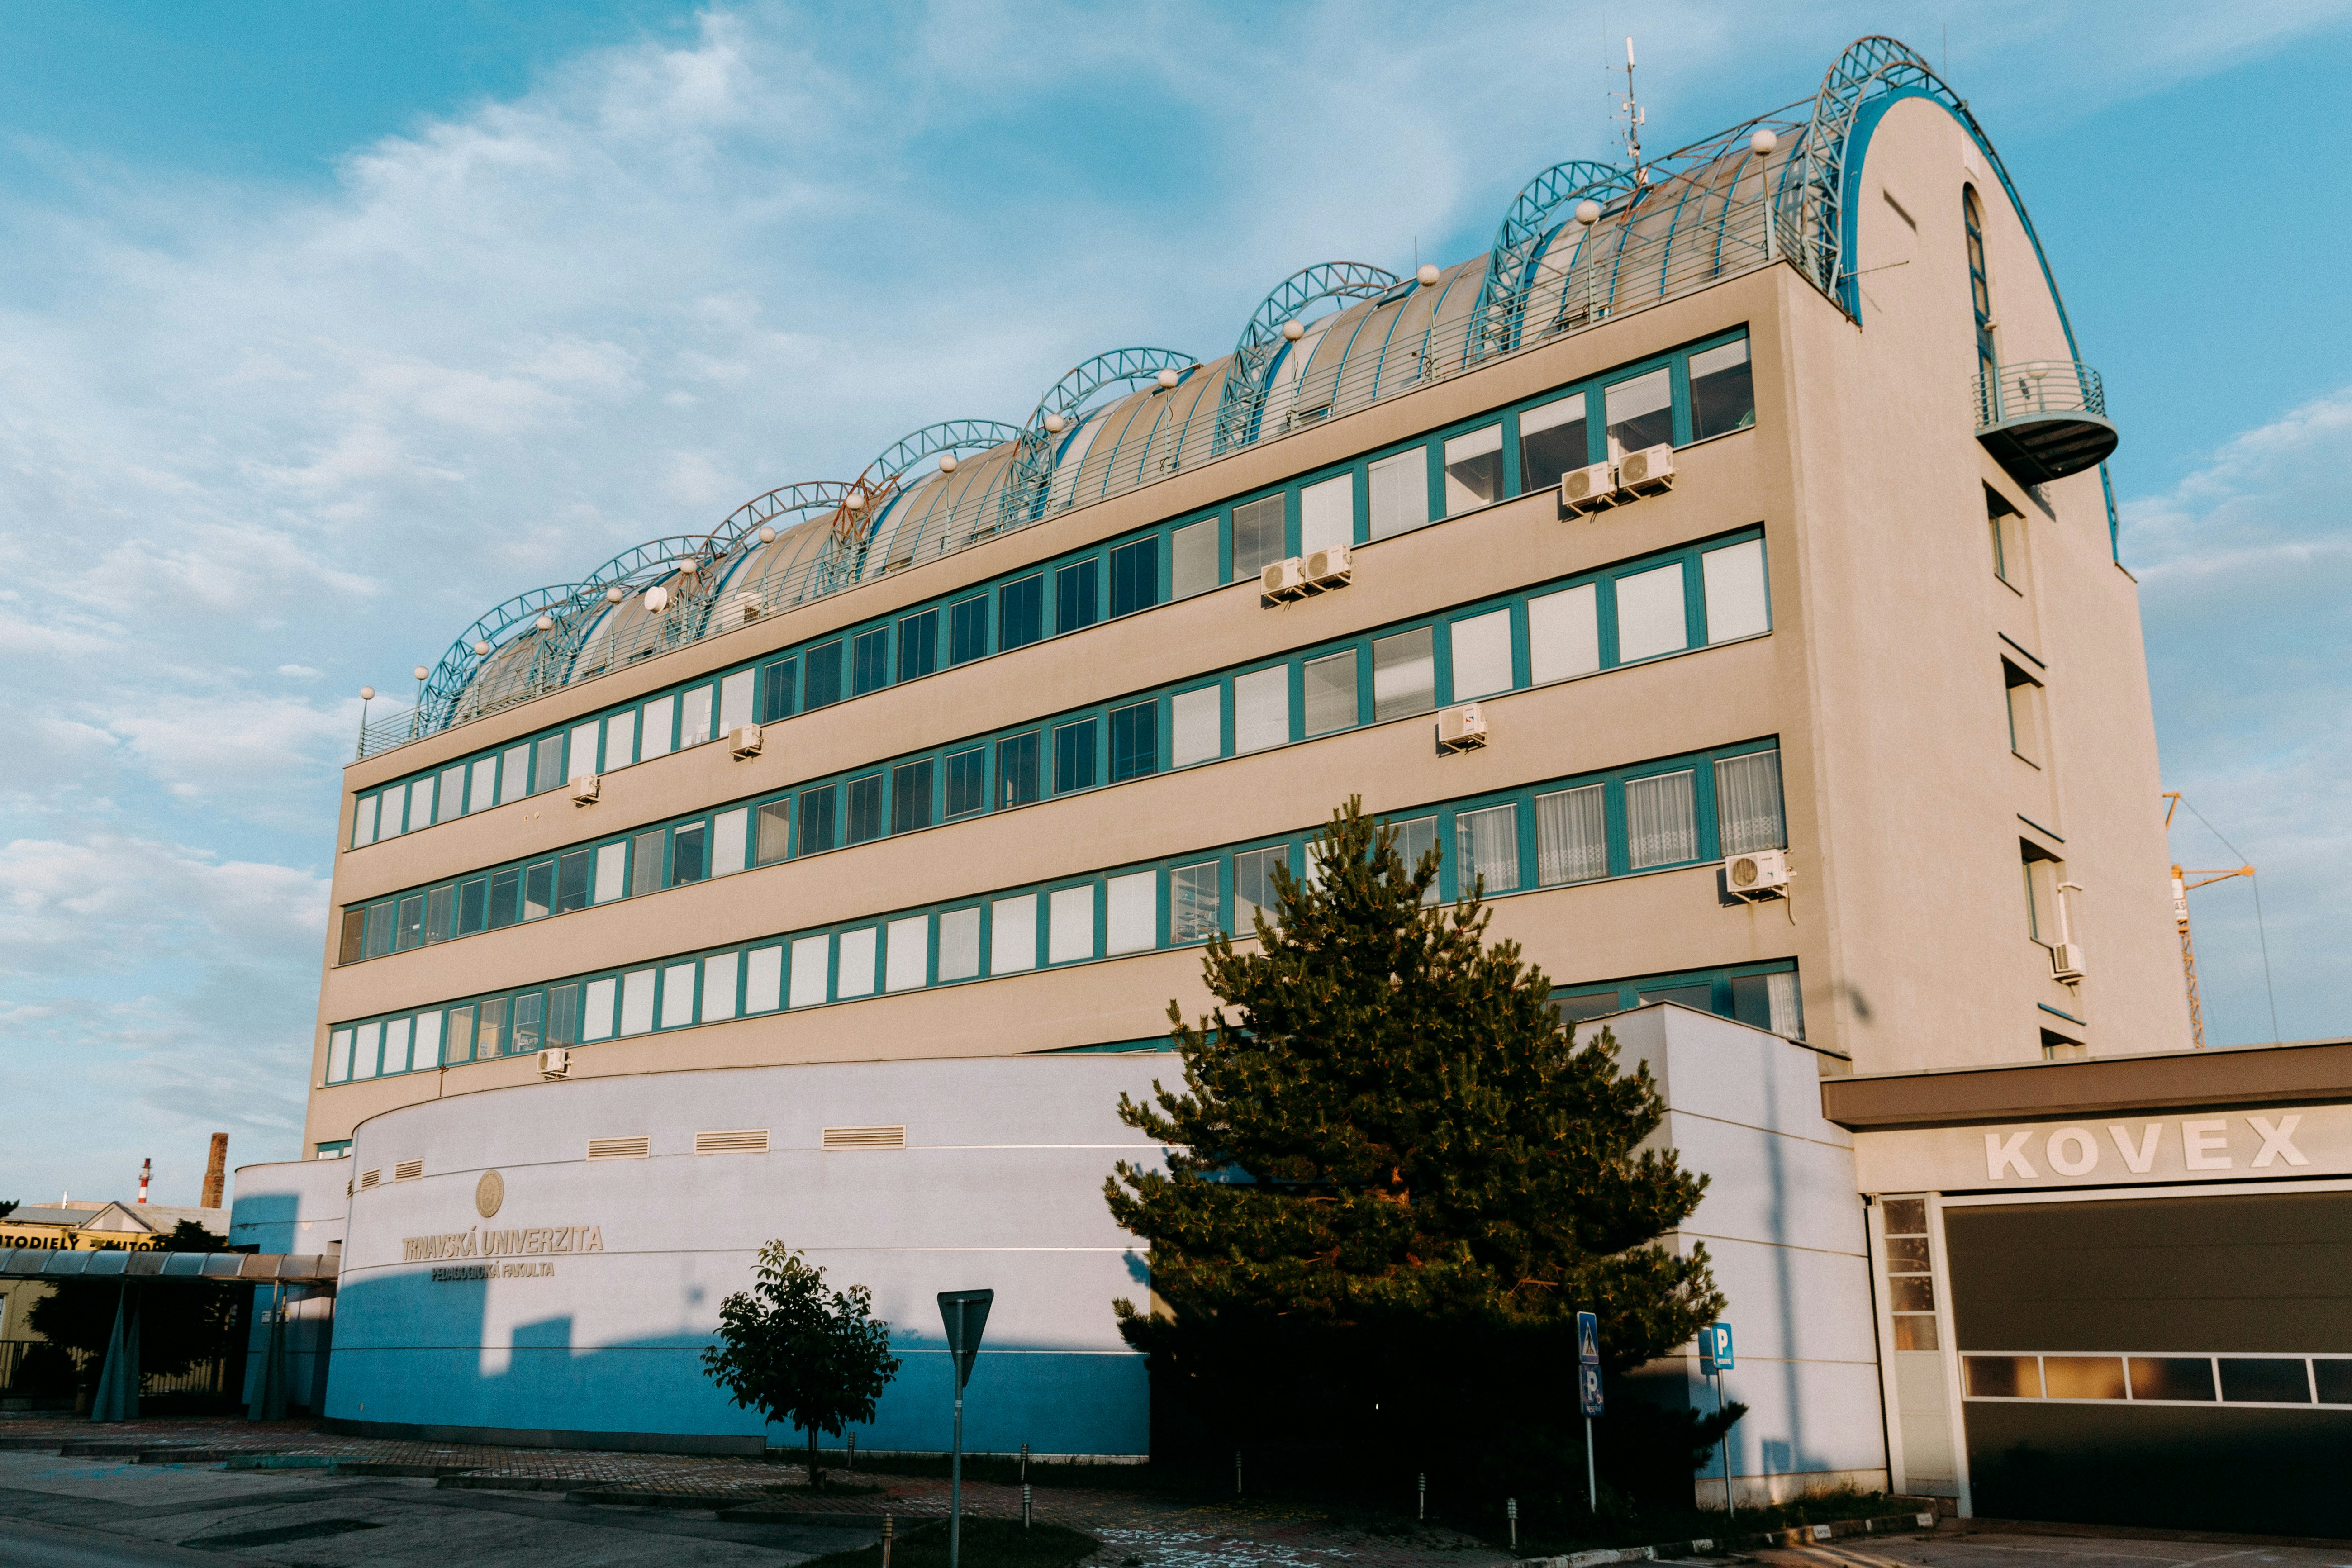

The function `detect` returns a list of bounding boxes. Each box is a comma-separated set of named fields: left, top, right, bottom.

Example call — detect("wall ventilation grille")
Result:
left=393, top=1160, right=423, bottom=1182
left=357, top=1169, right=381, bottom=1189
left=822, top=1126, right=906, bottom=1151
left=586, top=1136, right=651, bottom=1161
left=695, top=1129, right=770, bottom=1155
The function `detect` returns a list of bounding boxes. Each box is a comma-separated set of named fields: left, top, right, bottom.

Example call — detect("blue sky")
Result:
left=3, top=1, right=2347, bottom=1204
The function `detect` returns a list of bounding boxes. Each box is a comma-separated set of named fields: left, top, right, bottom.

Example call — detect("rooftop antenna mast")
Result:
left=1618, top=36, right=1648, bottom=184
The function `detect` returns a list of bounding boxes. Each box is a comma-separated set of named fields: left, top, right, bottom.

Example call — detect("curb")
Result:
left=1525, top=1510, right=1940, bottom=1567
left=224, top=1453, right=336, bottom=1471
left=437, top=1475, right=586, bottom=1493
left=715, top=1507, right=908, bottom=1529
left=564, top=1487, right=777, bottom=1511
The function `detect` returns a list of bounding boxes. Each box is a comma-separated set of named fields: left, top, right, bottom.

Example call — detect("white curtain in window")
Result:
left=1049, top=885, right=1096, bottom=964
left=466, top=758, right=495, bottom=814
left=607, top=710, right=637, bottom=767
left=1373, top=628, right=1435, bottom=721
left=1172, top=686, right=1221, bottom=766
left=1528, top=584, right=1600, bottom=684
left=1614, top=563, right=1688, bottom=662
left=836, top=929, right=878, bottom=998
left=1625, top=771, right=1698, bottom=868
left=1766, top=971, right=1804, bottom=1039
left=1107, top=871, right=1156, bottom=954
left=570, top=722, right=601, bottom=780
left=712, top=808, right=748, bottom=877
left=327, top=1029, right=354, bottom=1083
left=382, top=1017, right=412, bottom=1075
left=382, top=783, right=409, bottom=838
left=682, top=686, right=714, bottom=748
left=703, top=952, right=739, bottom=1022
left=499, top=745, right=531, bottom=804
left=620, top=968, right=657, bottom=1035
left=886, top=916, right=928, bottom=992
left=413, top=1012, right=443, bottom=1069
left=1449, top=610, right=1514, bottom=700
left=938, top=909, right=982, bottom=980
left=719, top=670, right=755, bottom=734
left=594, top=842, right=626, bottom=903
left=1715, top=751, right=1787, bottom=855
left=352, top=1021, right=381, bottom=1080
left=1367, top=450, right=1427, bottom=540
left=745, top=946, right=783, bottom=1012
left=660, top=964, right=697, bottom=1028
left=641, top=696, right=674, bottom=760
left=991, top=894, right=1037, bottom=974
left=438, top=766, right=465, bottom=822
left=583, top=978, right=618, bottom=1040
left=1535, top=784, right=1608, bottom=884
left=1171, top=518, right=1219, bottom=598
left=1303, top=652, right=1357, bottom=737
left=1456, top=804, right=1521, bottom=893
left=1234, top=667, right=1288, bottom=753
left=1300, top=475, right=1353, bottom=556
left=789, top=936, right=831, bottom=1007
left=1702, top=540, right=1771, bottom=643
left=352, top=794, right=379, bottom=849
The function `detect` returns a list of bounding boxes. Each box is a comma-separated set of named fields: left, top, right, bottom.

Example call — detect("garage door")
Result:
left=1944, top=1189, right=2352, bottom=1534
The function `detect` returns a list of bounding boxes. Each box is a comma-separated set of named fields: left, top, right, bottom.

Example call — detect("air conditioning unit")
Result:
left=1561, top=461, right=1619, bottom=514
left=722, top=589, right=764, bottom=626
left=1724, top=848, right=1790, bottom=900
left=538, top=1047, right=572, bottom=1079
left=1261, top=556, right=1309, bottom=602
left=570, top=773, right=600, bottom=806
left=1436, top=703, right=1488, bottom=752
left=730, top=724, right=764, bottom=759
left=1303, top=543, right=1353, bottom=589
left=1617, top=443, right=1677, bottom=496
left=2048, top=943, right=2086, bottom=982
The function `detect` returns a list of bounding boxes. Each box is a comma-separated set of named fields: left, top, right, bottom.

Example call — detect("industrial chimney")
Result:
left=138, top=1158, right=151, bottom=1204
left=202, top=1133, right=229, bottom=1211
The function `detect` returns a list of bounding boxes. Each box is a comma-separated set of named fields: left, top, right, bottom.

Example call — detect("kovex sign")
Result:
left=1853, top=1104, right=2352, bottom=1194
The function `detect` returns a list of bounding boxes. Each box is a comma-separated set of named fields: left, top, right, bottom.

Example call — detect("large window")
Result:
left=1231, top=495, right=1286, bottom=582
left=1536, top=784, right=1607, bottom=885
left=1373, top=628, right=1435, bottom=721
left=1303, top=651, right=1357, bottom=737
left=898, top=609, right=939, bottom=682
left=851, top=627, right=890, bottom=696
left=948, top=596, right=988, bottom=665
left=1715, top=751, right=1785, bottom=855
left=1234, top=667, right=1288, bottom=754
left=1001, top=575, right=1045, bottom=650
left=1605, top=368, right=1674, bottom=456
left=1625, top=770, right=1699, bottom=870
left=1367, top=450, right=1427, bottom=540
left=1519, top=394, right=1591, bottom=491
left=1109, top=538, right=1158, bottom=618
left=1443, top=426, right=1503, bottom=514
left=1055, top=558, right=1099, bottom=634
left=1688, top=339, right=1754, bottom=440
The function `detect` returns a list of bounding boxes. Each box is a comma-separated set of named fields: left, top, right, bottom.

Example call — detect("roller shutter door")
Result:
left=1944, top=1189, right=2352, bottom=1534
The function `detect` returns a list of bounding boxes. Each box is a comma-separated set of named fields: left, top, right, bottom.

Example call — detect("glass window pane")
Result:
left=455, top=878, right=487, bottom=935
left=1171, top=519, right=1218, bottom=598
left=1449, top=609, right=1514, bottom=700
left=1000, top=575, right=1044, bottom=649
left=619, top=969, right=658, bottom=1035
left=1625, top=771, right=1699, bottom=869
left=1056, top=558, right=1099, bottom=633
left=424, top=886, right=454, bottom=944
left=488, top=870, right=520, bottom=929
left=630, top=830, right=665, bottom=893
left=851, top=628, right=889, bottom=695
left=1109, top=538, right=1158, bottom=618
left=1614, top=562, right=1688, bottom=662
left=662, top=963, right=698, bottom=1028
left=1109, top=702, right=1157, bottom=782
left=938, top=908, right=982, bottom=981
left=745, top=946, right=783, bottom=1012
left=557, top=850, right=592, bottom=912
left=758, top=658, right=796, bottom=723
left=499, top=745, right=529, bottom=804
left=568, top=722, right=600, bottom=780
left=1963, top=1357, right=2043, bottom=1398
left=605, top=712, right=637, bottom=769
left=476, top=996, right=508, bottom=1057
left=2220, top=1359, right=2311, bottom=1404
left=2043, top=1357, right=2128, bottom=1401
left=437, top=766, right=465, bottom=822
left=381, top=1017, right=412, bottom=1075
left=521, top=862, right=553, bottom=920
left=578, top=984, right=613, bottom=1044
left=1386, top=814, right=1438, bottom=903
left=948, top=597, right=988, bottom=665
left=1443, top=424, right=1503, bottom=514
left=804, top=641, right=843, bottom=708
left=892, top=759, right=934, bottom=834
left=1049, top=885, right=1095, bottom=964
left=1715, top=751, right=1786, bottom=856
left=1303, top=651, right=1357, bottom=736
left=543, top=985, right=577, bottom=1047
left=990, top=893, right=1036, bottom=974
left=886, top=915, right=928, bottom=992
left=466, top=758, right=494, bottom=813
left=1373, top=627, right=1435, bottom=721
left=1235, top=846, right=1288, bottom=931
left=352, top=1021, right=381, bottom=1080
left=789, top=935, right=830, bottom=1007
left=717, top=670, right=754, bottom=738
left=1703, top=539, right=1770, bottom=643
left=380, top=783, right=408, bottom=838
left=1107, top=870, right=1156, bottom=954
left=338, top=908, right=365, bottom=964
left=1528, top=584, right=1600, bottom=683
left=847, top=774, right=885, bottom=843
left=1300, top=475, right=1352, bottom=555
left=1536, top=785, right=1609, bottom=884
left=2129, top=1357, right=2215, bottom=1402
left=352, top=793, right=379, bottom=848
left=1891, top=1315, right=1939, bottom=1350
left=396, top=895, right=424, bottom=950
left=999, top=732, right=1041, bottom=808
left=1053, top=718, right=1097, bottom=793
left=1689, top=337, right=1754, bottom=440
left=755, top=801, right=791, bottom=864
left=1605, top=367, right=1673, bottom=455
left=1519, top=394, right=1591, bottom=492
left=641, top=696, right=675, bottom=759
left=1368, top=449, right=1428, bottom=539
left=940, top=748, right=985, bottom=818
left=898, top=609, right=938, bottom=682
left=534, top=735, right=563, bottom=793
left=711, top=807, right=747, bottom=875
left=671, top=825, right=707, bottom=886
left=1456, top=804, right=1521, bottom=894
left=1766, top=971, right=1804, bottom=1039
left=1231, top=496, right=1286, bottom=581
left=798, top=784, right=837, bottom=855
left=836, top=928, right=877, bottom=998
left=1171, top=686, right=1221, bottom=766
left=1234, top=667, right=1288, bottom=753
left=702, top=954, right=739, bottom=1023
left=2316, top=1360, right=2352, bottom=1406
left=1171, top=860, right=1220, bottom=942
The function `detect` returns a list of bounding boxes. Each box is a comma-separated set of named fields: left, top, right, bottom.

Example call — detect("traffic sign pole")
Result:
left=938, top=1290, right=995, bottom=1568
left=1576, top=1311, right=1602, bottom=1515
left=1700, top=1323, right=1735, bottom=1523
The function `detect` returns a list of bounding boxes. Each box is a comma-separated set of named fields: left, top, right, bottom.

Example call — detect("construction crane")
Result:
left=2163, top=793, right=2255, bottom=1051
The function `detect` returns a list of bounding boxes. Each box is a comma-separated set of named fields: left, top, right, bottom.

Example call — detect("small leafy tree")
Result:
left=703, top=1244, right=901, bottom=1484
left=1105, top=798, right=1727, bottom=1488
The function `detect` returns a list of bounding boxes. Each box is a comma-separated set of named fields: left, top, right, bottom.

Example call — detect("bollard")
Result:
left=1508, top=1498, right=1518, bottom=1549
left=1419, top=1473, right=1426, bottom=1521
left=882, top=1516, right=894, bottom=1568
left=1235, top=1449, right=1243, bottom=1497
left=1023, top=1482, right=1033, bottom=1528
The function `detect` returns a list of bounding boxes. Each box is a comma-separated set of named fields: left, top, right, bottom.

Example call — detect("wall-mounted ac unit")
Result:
left=1303, top=544, right=1353, bottom=589
left=1617, top=443, right=1677, bottom=496
left=1436, top=703, right=1488, bottom=753
left=538, top=1047, right=571, bottom=1079
left=730, top=724, right=764, bottom=759
left=1261, top=556, right=1309, bottom=602
left=1724, top=848, right=1790, bottom=900
left=2048, top=942, right=2086, bottom=982
left=1561, top=461, right=1619, bottom=514
left=570, top=773, right=600, bottom=806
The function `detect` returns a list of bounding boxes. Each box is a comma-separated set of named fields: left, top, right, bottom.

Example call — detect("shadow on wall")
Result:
left=323, top=1266, right=1148, bottom=1454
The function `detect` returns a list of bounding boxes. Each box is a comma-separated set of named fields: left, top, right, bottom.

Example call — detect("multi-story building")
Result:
left=236, top=36, right=2214, bottom=1496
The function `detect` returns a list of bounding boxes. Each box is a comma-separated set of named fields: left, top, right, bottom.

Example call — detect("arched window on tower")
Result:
left=1963, top=186, right=1996, bottom=390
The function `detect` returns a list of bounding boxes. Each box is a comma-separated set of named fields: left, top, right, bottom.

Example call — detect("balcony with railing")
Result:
left=1973, top=360, right=2117, bottom=486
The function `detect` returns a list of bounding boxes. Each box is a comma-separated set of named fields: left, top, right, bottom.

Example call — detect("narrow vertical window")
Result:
left=798, top=784, right=838, bottom=854
left=510, top=993, right=544, bottom=1055
left=999, top=732, right=1041, bottom=808
left=1170, top=518, right=1219, bottom=598
left=1605, top=368, right=1674, bottom=456
left=711, top=807, right=747, bottom=876
left=885, top=915, right=929, bottom=992
left=745, top=947, right=783, bottom=1013
left=1535, top=785, right=1608, bottom=885
left=640, top=695, right=675, bottom=759
left=425, top=886, right=453, bottom=944
left=1387, top=815, right=1439, bottom=902
left=1171, top=686, right=1222, bottom=766
left=1372, top=627, right=1435, bottom=721
left=1714, top=751, right=1787, bottom=855
left=1170, top=861, right=1221, bottom=941
left=593, top=843, right=625, bottom=902
left=1106, top=870, right=1156, bottom=954
left=618, top=971, right=654, bottom=1036
left=631, top=830, right=666, bottom=893
left=1303, top=651, right=1358, bottom=737
left=477, top=997, right=508, bottom=1057
left=603, top=712, right=635, bottom=770
left=1055, top=558, right=1100, bottom=633
left=1234, top=667, right=1289, bottom=753
left=1299, top=474, right=1353, bottom=555
left=1448, top=609, right=1514, bottom=701
left=499, top=744, right=530, bottom=803
left=578, top=985, right=611, bottom=1044
left=789, top=935, right=830, bottom=1007
left=671, top=823, right=708, bottom=884
left=488, top=869, right=520, bottom=929
left=568, top=722, right=600, bottom=780
left=1442, top=426, right=1504, bottom=513
left=361, top=900, right=394, bottom=957
left=456, top=878, right=488, bottom=934
left=683, top=685, right=717, bottom=747
left=1109, top=702, right=1157, bottom=782
left=891, top=759, right=934, bottom=833
left=2004, top=660, right=2043, bottom=764
left=990, top=893, right=1037, bottom=974
left=1048, top=885, right=1096, bottom=964
left=1518, top=394, right=1592, bottom=492
left=803, top=641, right=844, bottom=709
left=898, top=608, right=939, bottom=681
left=1109, top=538, right=1159, bottom=617
left=446, top=1003, right=477, bottom=1062
left=352, top=793, right=379, bottom=848
left=437, top=765, right=465, bottom=822
left=338, top=909, right=365, bottom=965
left=1234, top=846, right=1288, bottom=931
left=1613, top=562, right=1688, bottom=662
left=836, top=929, right=878, bottom=998
left=944, top=748, right=986, bottom=817
left=660, top=964, right=697, bottom=1029
left=1528, top=584, right=1600, bottom=683
left=1965, top=186, right=1996, bottom=391
left=948, top=595, right=989, bottom=664
left=755, top=800, right=792, bottom=863
left=1701, top=540, right=1770, bottom=643
left=938, top=908, right=982, bottom=980
left=719, top=670, right=755, bottom=735
left=846, top=774, right=885, bottom=843
left=414, top=1011, right=444, bottom=1067
left=1456, top=805, right=1521, bottom=894
left=758, top=657, right=798, bottom=723
left=1688, top=338, right=1755, bottom=439
left=556, top=849, right=592, bottom=912
left=1052, top=718, right=1098, bottom=793
left=546, top=984, right=582, bottom=1045
left=1000, top=575, right=1044, bottom=649
left=522, top=860, right=554, bottom=919
left=533, top=734, right=563, bottom=793
left=1367, top=450, right=1428, bottom=540
left=851, top=628, right=890, bottom=695
left=327, top=1028, right=354, bottom=1083
left=1231, top=496, right=1286, bottom=581
left=1624, top=771, right=1699, bottom=868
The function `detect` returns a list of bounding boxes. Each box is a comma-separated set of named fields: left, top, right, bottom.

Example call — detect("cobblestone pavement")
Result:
left=0, top=1416, right=1510, bottom=1568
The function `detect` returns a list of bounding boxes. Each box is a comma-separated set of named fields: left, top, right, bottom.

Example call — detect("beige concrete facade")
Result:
left=301, top=94, right=2188, bottom=1156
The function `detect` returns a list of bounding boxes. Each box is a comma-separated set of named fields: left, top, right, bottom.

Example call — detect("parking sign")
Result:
left=1579, top=1363, right=1605, bottom=1417
left=1699, top=1321, right=1734, bottom=1374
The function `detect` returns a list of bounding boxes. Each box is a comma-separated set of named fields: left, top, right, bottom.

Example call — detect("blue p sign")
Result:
left=1579, top=1362, right=1605, bottom=1417
left=1699, top=1322, right=1734, bottom=1374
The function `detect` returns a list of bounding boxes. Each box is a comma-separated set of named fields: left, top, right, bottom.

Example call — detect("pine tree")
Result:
left=1105, top=797, right=1725, bottom=1476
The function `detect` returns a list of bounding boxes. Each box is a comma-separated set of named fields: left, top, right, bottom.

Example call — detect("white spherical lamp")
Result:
left=758, top=525, right=776, bottom=543
left=1575, top=199, right=1601, bottom=226
left=535, top=614, right=555, bottom=632
left=360, top=686, right=376, bottom=702
left=676, top=558, right=697, bottom=576
left=644, top=585, right=670, bottom=613
left=472, top=640, right=492, bottom=656
left=412, top=666, right=428, bottom=682
left=1156, top=367, right=1180, bottom=389
left=1416, top=263, right=1441, bottom=287
left=1749, top=128, right=1777, bottom=158
left=1043, top=412, right=1067, bottom=435
left=606, top=585, right=626, bottom=603
left=937, top=452, right=958, bottom=473
left=1280, top=319, right=1306, bottom=342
